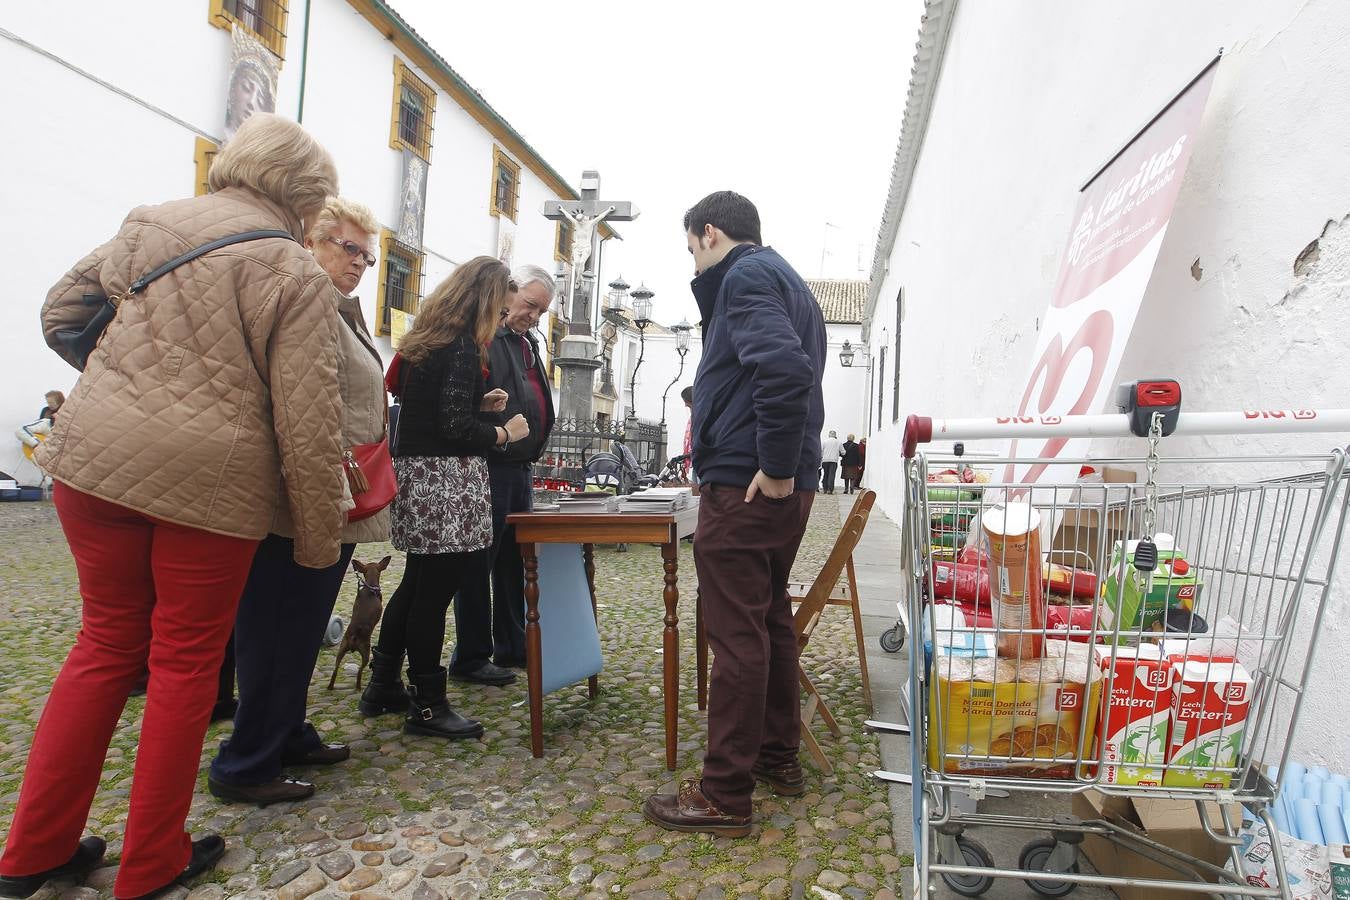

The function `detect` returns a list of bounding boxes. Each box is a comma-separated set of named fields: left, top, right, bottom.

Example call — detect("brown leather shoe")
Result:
left=642, top=780, right=752, bottom=837
left=207, top=775, right=314, bottom=808
left=751, top=761, right=806, bottom=796
left=282, top=743, right=350, bottom=767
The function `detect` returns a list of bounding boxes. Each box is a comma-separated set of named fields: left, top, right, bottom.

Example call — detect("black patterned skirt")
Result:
left=390, top=456, right=493, bottom=554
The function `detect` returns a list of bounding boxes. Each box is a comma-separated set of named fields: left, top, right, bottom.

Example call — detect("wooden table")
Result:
left=508, top=504, right=699, bottom=770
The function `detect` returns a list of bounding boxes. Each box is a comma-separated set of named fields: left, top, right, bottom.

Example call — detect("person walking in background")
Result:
left=819, top=430, right=840, bottom=494
left=13, top=391, right=64, bottom=450
left=644, top=190, right=825, bottom=837
left=450, top=263, right=556, bottom=677
left=0, top=113, right=346, bottom=900
left=840, top=434, right=862, bottom=494
left=362, top=257, right=529, bottom=741
left=209, top=197, right=391, bottom=807
left=857, top=437, right=868, bottom=487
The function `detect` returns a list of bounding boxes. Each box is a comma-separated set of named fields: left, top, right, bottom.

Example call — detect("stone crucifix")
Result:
left=541, top=171, right=640, bottom=422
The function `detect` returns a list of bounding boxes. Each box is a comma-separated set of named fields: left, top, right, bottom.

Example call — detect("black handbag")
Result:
left=57, top=229, right=296, bottom=371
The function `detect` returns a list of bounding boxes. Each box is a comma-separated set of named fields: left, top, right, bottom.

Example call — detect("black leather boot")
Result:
left=404, top=668, right=484, bottom=740
left=358, top=649, right=410, bottom=717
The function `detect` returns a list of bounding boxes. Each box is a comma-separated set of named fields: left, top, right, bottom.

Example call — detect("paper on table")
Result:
left=536, top=543, right=604, bottom=695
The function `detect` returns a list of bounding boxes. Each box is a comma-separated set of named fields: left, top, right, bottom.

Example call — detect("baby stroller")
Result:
left=580, top=441, right=657, bottom=495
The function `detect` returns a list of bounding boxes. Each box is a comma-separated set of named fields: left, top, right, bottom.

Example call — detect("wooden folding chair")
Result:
left=791, top=490, right=875, bottom=774
left=788, top=489, right=876, bottom=714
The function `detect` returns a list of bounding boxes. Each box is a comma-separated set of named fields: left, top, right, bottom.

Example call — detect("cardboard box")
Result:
left=1073, top=790, right=1228, bottom=900
left=1051, top=466, right=1134, bottom=573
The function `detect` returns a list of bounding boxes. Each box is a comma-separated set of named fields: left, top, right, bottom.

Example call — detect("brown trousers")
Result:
left=695, top=484, right=814, bottom=816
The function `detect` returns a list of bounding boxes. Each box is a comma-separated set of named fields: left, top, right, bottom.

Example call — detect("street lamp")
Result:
left=604, top=275, right=629, bottom=325
left=839, top=339, right=856, bottom=367
left=660, top=317, right=694, bottom=426
left=627, top=283, right=654, bottom=418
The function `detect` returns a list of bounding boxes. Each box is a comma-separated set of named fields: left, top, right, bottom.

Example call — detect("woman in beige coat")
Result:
left=207, top=198, right=392, bottom=808
left=0, top=114, right=346, bottom=900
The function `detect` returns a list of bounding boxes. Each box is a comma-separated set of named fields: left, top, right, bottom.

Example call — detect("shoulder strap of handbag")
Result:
left=122, top=229, right=296, bottom=299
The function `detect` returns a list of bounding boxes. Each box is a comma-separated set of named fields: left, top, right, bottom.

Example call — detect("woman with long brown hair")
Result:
left=360, top=256, right=528, bottom=740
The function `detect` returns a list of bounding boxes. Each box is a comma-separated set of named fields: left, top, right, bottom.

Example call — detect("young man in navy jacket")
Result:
left=644, top=191, right=825, bottom=836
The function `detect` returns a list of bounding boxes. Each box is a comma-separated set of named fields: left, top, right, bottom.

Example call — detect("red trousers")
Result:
left=0, top=484, right=258, bottom=897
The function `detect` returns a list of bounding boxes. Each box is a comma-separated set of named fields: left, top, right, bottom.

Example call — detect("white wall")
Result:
left=866, top=0, right=1350, bottom=767
left=0, top=0, right=572, bottom=478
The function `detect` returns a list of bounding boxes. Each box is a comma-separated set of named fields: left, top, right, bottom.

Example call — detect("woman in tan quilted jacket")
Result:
left=207, top=197, right=391, bottom=809
left=0, top=115, right=347, bottom=900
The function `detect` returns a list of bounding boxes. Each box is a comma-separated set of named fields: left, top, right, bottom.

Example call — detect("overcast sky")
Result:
left=392, top=0, right=921, bottom=327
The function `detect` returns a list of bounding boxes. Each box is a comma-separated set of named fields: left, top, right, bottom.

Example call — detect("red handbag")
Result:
left=344, top=406, right=396, bottom=522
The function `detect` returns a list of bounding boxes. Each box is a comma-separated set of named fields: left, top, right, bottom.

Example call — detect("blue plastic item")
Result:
left=1295, top=798, right=1325, bottom=844
left=1320, top=803, right=1349, bottom=845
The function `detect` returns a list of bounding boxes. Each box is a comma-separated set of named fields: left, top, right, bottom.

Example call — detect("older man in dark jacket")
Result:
left=644, top=191, right=825, bottom=837
left=448, top=265, right=556, bottom=685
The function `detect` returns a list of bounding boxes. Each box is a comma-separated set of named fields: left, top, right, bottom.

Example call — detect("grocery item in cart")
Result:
left=928, top=639, right=1101, bottom=778
left=1043, top=561, right=1099, bottom=599
left=1331, top=843, right=1349, bottom=899
left=1094, top=644, right=1173, bottom=786
left=931, top=559, right=991, bottom=604
left=1163, top=658, right=1251, bottom=788
left=1045, top=603, right=1097, bottom=640
left=981, top=502, right=1047, bottom=659
left=1100, top=534, right=1203, bottom=641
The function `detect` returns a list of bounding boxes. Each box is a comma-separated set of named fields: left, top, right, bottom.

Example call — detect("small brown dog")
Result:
left=328, top=555, right=391, bottom=690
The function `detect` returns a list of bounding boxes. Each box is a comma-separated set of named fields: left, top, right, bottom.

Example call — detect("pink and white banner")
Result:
left=1006, top=57, right=1220, bottom=486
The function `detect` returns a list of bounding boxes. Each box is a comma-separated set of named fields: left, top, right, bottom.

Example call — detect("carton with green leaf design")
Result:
left=1095, top=645, right=1172, bottom=786
left=1163, top=659, right=1251, bottom=789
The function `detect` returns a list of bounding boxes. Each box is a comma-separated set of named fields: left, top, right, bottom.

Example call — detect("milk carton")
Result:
left=1331, top=843, right=1350, bottom=899
left=1163, top=659, right=1251, bottom=788
left=1095, top=645, right=1172, bottom=786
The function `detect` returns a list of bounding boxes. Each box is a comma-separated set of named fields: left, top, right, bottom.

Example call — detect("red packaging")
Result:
left=1043, top=562, right=1099, bottom=599
left=932, top=560, right=992, bottom=604
left=1046, top=605, right=1098, bottom=641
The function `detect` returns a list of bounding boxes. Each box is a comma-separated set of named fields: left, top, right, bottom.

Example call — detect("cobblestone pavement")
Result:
left=0, top=496, right=900, bottom=899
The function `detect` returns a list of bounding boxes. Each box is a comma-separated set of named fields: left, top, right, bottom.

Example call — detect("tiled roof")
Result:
left=805, top=279, right=867, bottom=324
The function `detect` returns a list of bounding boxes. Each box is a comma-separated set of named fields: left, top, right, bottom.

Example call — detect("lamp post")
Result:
left=659, top=317, right=693, bottom=426
left=839, top=339, right=857, bottom=367
left=598, top=322, right=619, bottom=396
left=626, top=283, right=654, bottom=420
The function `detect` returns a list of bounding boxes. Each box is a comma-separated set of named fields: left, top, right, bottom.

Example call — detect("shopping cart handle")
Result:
left=902, top=408, right=1350, bottom=457
left=903, top=414, right=932, bottom=459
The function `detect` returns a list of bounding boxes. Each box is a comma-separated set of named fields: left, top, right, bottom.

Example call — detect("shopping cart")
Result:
left=899, top=393, right=1350, bottom=898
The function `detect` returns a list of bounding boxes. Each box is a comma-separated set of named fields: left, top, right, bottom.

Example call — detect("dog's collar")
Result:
left=354, top=577, right=383, bottom=597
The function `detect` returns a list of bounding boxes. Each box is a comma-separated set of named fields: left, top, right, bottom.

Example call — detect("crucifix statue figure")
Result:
left=554, top=202, right=615, bottom=274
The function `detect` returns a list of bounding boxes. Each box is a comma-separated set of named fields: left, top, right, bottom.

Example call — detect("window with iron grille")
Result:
left=389, top=59, right=435, bottom=161
left=555, top=219, right=573, bottom=263
left=893, top=287, right=902, bottom=423
left=375, top=230, right=424, bottom=338
left=876, top=346, right=886, bottom=431
left=490, top=146, right=520, bottom=222
left=193, top=137, right=220, bottom=197
left=208, top=0, right=289, bottom=59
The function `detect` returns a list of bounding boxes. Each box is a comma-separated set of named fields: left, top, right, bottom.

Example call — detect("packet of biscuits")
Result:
left=928, top=639, right=1102, bottom=778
